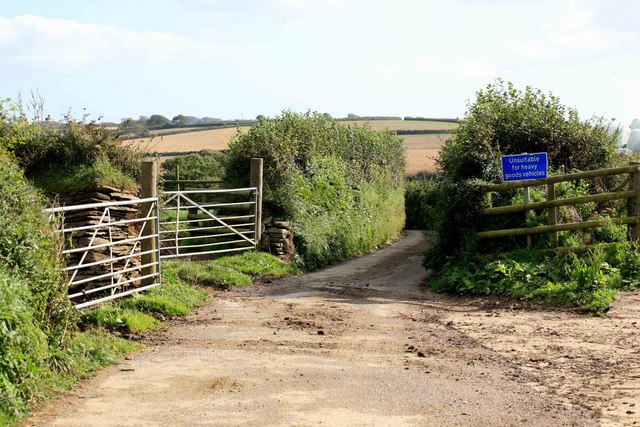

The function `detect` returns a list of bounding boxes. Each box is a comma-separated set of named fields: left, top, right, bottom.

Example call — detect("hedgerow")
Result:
left=161, top=150, right=226, bottom=190
left=225, top=110, right=405, bottom=270
left=0, top=148, right=72, bottom=418
left=407, top=80, right=631, bottom=314
left=0, top=100, right=139, bottom=195
left=0, top=99, right=144, bottom=421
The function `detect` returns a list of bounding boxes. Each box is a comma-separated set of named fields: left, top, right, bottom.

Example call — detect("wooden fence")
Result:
left=478, top=163, right=640, bottom=247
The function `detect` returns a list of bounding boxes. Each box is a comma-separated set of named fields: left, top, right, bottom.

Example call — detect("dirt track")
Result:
left=27, top=231, right=640, bottom=426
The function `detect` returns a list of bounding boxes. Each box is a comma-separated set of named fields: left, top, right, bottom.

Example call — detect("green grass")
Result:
left=81, top=307, right=161, bottom=332
left=212, top=251, right=299, bottom=276
left=162, top=260, right=251, bottom=289
left=122, top=294, right=189, bottom=316
left=162, top=252, right=298, bottom=289
left=81, top=271, right=209, bottom=332
left=428, top=243, right=640, bottom=315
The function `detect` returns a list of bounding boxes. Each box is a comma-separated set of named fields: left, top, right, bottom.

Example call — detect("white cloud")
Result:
left=556, top=5, right=595, bottom=31
left=277, top=0, right=342, bottom=7
left=505, top=42, right=557, bottom=62
left=416, top=58, right=495, bottom=78
left=0, top=15, right=249, bottom=74
left=506, top=1, right=637, bottom=63
left=377, top=64, right=400, bottom=76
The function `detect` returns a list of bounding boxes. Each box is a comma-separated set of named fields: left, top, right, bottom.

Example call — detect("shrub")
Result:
left=420, top=81, right=622, bottom=263
left=421, top=177, right=488, bottom=270
left=438, top=79, right=617, bottom=182
left=225, top=110, right=405, bottom=269
left=0, top=100, right=140, bottom=194
left=428, top=244, right=640, bottom=315
left=417, top=80, right=631, bottom=314
left=0, top=149, right=72, bottom=417
left=405, top=174, right=442, bottom=230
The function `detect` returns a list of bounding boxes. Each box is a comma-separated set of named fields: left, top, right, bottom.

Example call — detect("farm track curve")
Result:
left=26, top=231, right=639, bottom=426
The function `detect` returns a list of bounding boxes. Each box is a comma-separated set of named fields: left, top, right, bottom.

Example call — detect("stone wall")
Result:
left=260, top=220, right=295, bottom=259
left=58, top=185, right=142, bottom=299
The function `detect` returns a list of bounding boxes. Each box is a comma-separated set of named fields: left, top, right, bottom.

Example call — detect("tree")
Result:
left=118, top=117, right=147, bottom=136
left=439, top=79, right=617, bottom=182
left=256, top=115, right=266, bottom=121
left=172, top=115, right=199, bottom=126
left=146, top=114, right=170, bottom=127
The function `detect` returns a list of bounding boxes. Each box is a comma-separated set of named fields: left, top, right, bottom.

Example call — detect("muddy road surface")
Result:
left=27, top=231, right=639, bottom=426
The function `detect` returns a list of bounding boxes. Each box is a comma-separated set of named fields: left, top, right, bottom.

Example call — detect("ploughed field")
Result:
left=125, top=120, right=454, bottom=176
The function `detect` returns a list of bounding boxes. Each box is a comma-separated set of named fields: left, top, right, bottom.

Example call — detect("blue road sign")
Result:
left=501, top=152, right=548, bottom=182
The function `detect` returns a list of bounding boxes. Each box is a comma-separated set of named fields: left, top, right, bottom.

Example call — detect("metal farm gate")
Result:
left=159, top=187, right=260, bottom=258
left=44, top=159, right=263, bottom=308
left=46, top=197, right=162, bottom=309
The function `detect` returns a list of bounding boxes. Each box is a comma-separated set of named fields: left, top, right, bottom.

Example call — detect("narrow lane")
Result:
left=28, top=231, right=594, bottom=426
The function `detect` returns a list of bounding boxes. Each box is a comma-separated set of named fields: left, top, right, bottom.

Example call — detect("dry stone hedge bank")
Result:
left=57, top=185, right=142, bottom=300
left=260, top=220, right=295, bottom=258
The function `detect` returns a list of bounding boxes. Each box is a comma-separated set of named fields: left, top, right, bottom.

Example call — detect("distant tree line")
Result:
left=113, top=114, right=258, bottom=139
left=403, top=117, right=459, bottom=123
left=395, top=129, right=455, bottom=135
left=109, top=112, right=461, bottom=140
left=338, top=114, right=403, bottom=121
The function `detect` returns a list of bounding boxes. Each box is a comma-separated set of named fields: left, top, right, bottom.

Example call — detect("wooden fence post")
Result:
left=141, top=160, right=158, bottom=286
left=250, top=158, right=263, bottom=245
left=547, top=182, right=558, bottom=247
left=176, top=164, right=180, bottom=192
left=630, top=162, right=640, bottom=242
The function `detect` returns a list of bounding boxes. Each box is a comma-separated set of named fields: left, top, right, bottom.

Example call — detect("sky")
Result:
left=0, top=0, right=639, bottom=126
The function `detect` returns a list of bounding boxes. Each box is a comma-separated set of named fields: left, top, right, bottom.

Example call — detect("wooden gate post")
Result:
left=141, top=160, right=158, bottom=285
left=547, top=182, right=558, bottom=247
left=250, top=158, right=263, bottom=245
left=630, top=162, right=640, bottom=242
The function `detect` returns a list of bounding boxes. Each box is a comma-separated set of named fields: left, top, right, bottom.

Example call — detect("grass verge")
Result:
left=428, top=242, right=640, bottom=315
left=163, top=252, right=299, bottom=290
left=81, top=270, right=209, bottom=333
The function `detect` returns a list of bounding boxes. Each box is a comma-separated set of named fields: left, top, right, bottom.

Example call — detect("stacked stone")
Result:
left=260, top=221, right=295, bottom=258
left=57, top=185, right=142, bottom=297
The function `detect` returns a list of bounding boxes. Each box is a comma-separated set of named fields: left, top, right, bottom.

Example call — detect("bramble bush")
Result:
left=226, top=110, right=405, bottom=270
left=438, top=79, right=617, bottom=182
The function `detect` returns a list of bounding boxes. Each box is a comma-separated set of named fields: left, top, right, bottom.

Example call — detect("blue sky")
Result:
left=1, top=0, right=639, bottom=125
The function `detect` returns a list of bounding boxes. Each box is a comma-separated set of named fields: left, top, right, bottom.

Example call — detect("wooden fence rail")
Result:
left=479, top=162, right=640, bottom=247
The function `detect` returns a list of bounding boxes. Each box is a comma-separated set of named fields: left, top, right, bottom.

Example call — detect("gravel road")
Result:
left=27, top=230, right=639, bottom=426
